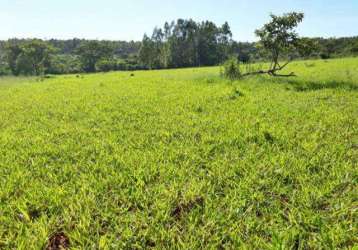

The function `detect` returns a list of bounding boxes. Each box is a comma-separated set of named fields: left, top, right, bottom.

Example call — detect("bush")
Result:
left=238, top=53, right=251, bottom=63
left=46, top=55, right=82, bottom=74
left=320, top=53, right=331, bottom=60
left=96, top=59, right=117, bottom=72
left=0, top=62, right=10, bottom=76
left=16, top=53, right=35, bottom=75
left=222, top=58, right=241, bottom=80
left=116, top=61, right=128, bottom=71
left=116, top=59, right=149, bottom=71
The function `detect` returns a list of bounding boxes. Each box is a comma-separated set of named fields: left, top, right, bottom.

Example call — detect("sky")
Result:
left=1, top=0, right=357, bottom=42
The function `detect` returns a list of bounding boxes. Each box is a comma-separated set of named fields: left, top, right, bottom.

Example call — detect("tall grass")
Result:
left=0, top=58, right=357, bottom=249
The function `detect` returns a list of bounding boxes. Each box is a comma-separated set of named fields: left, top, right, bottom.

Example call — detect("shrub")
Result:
left=238, top=53, right=251, bottom=63
left=0, top=62, right=10, bottom=76
left=116, top=61, right=128, bottom=71
left=222, top=58, right=241, bottom=80
left=96, top=59, right=117, bottom=72
left=320, top=53, right=331, bottom=60
left=46, top=55, right=82, bottom=74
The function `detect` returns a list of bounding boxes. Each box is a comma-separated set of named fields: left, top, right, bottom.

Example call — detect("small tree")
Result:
left=252, top=12, right=305, bottom=77
left=222, top=57, right=241, bottom=81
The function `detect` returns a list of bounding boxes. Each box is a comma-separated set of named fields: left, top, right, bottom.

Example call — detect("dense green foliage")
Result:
left=0, top=16, right=357, bottom=76
left=234, top=36, right=358, bottom=62
left=139, top=19, right=233, bottom=69
left=222, top=57, right=242, bottom=80
left=0, top=58, right=357, bottom=249
left=76, top=41, right=114, bottom=73
left=46, top=39, right=141, bottom=58
left=0, top=39, right=143, bottom=75
left=222, top=12, right=307, bottom=79
left=3, top=39, right=55, bottom=76
left=254, top=12, right=304, bottom=76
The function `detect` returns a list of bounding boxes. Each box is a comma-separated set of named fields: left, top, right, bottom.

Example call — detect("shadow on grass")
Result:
left=262, top=76, right=358, bottom=92
left=289, top=79, right=358, bottom=92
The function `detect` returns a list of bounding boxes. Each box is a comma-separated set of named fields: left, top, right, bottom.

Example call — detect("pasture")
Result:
left=0, top=58, right=357, bottom=249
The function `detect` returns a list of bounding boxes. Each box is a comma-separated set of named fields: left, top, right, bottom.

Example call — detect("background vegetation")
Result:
left=0, top=19, right=358, bottom=76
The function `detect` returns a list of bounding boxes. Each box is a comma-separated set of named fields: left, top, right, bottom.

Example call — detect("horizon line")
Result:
left=1, top=34, right=358, bottom=43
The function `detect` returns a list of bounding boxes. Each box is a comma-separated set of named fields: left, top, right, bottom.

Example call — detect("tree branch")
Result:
left=241, top=59, right=295, bottom=78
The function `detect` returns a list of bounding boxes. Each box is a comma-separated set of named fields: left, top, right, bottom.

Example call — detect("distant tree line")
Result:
left=0, top=19, right=357, bottom=76
left=229, top=36, right=358, bottom=64
left=0, top=39, right=142, bottom=76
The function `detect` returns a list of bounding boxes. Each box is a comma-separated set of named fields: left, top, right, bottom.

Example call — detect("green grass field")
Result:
left=0, top=58, right=357, bottom=249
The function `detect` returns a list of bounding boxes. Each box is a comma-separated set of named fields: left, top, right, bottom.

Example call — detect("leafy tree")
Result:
left=232, top=41, right=258, bottom=63
left=352, top=41, right=358, bottom=55
left=218, top=22, right=233, bottom=62
left=254, top=12, right=304, bottom=76
left=297, top=37, right=319, bottom=59
left=0, top=51, right=10, bottom=76
left=20, top=40, right=55, bottom=75
left=76, top=41, right=114, bottom=72
left=15, top=53, right=34, bottom=75
left=197, top=21, right=220, bottom=66
left=139, top=19, right=233, bottom=69
left=139, top=34, right=157, bottom=69
left=168, top=19, right=194, bottom=68
left=46, top=54, right=82, bottom=74
left=4, top=39, right=54, bottom=75
left=151, top=27, right=164, bottom=68
left=4, top=41, right=22, bottom=75
left=323, top=38, right=338, bottom=59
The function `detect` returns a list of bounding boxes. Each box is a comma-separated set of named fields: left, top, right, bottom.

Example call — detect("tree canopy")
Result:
left=139, top=19, right=233, bottom=69
left=76, top=41, right=114, bottom=73
left=4, top=39, right=55, bottom=76
left=254, top=12, right=304, bottom=76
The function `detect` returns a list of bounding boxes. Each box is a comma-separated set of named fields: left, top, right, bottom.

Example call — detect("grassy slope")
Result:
left=0, top=58, right=357, bottom=249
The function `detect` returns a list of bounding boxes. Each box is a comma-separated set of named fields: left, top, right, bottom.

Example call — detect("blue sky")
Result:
left=1, top=0, right=357, bottom=41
